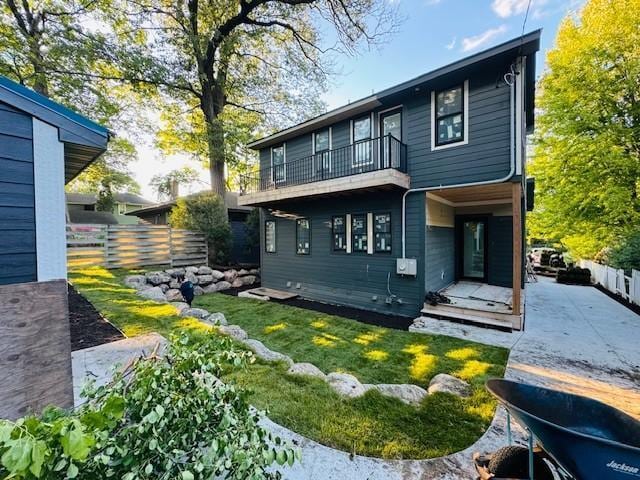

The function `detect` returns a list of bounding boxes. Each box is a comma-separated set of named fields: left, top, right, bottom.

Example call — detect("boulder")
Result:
left=204, top=312, right=227, bottom=326
left=223, top=269, right=238, bottom=282
left=194, top=285, right=204, bottom=296
left=249, top=268, right=260, bottom=276
left=198, top=275, right=214, bottom=286
left=218, top=325, right=248, bottom=341
left=428, top=373, right=471, bottom=398
left=211, top=270, right=225, bottom=281
left=231, top=278, right=243, bottom=288
left=138, top=286, right=167, bottom=302
left=180, top=307, right=210, bottom=320
left=159, top=283, right=169, bottom=293
left=171, top=302, right=190, bottom=313
left=146, top=271, right=171, bottom=286
left=216, top=281, right=232, bottom=291
left=243, top=339, right=293, bottom=366
left=124, top=274, right=146, bottom=288
left=202, top=284, right=218, bottom=294
left=369, top=384, right=428, bottom=406
left=185, top=271, right=199, bottom=285
left=237, top=269, right=249, bottom=276
left=198, top=266, right=213, bottom=275
left=165, top=289, right=184, bottom=302
left=241, top=275, right=256, bottom=286
left=287, top=363, right=325, bottom=379
left=165, top=268, right=185, bottom=277
left=326, top=372, right=367, bottom=398
left=238, top=291, right=269, bottom=301
left=185, top=266, right=199, bottom=274
left=169, top=279, right=181, bottom=289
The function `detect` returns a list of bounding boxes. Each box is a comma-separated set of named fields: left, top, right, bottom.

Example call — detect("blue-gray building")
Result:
left=238, top=32, right=540, bottom=330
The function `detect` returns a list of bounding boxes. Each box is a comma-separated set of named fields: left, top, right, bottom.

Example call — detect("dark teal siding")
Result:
left=425, top=226, right=455, bottom=292
left=488, top=216, right=513, bottom=288
left=260, top=191, right=425, bottom=317
left=0, top=102, right=36, bottom=285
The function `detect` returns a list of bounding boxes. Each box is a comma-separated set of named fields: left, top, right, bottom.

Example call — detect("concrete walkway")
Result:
left=71, top=278, right=640, bottom=479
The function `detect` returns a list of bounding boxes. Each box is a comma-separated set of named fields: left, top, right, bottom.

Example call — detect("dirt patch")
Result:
left=68, top=284, right=124, bottom=351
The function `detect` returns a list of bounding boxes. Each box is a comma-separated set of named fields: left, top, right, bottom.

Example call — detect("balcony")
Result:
left=238, top=135, right=409, bottom=206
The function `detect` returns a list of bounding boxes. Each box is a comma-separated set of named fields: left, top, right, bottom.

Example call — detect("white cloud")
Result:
left=446, top=37, right=456, bottom=50
left=491, top=0, right=548, bottom=18
left=461, top=25, right=508, bottom=52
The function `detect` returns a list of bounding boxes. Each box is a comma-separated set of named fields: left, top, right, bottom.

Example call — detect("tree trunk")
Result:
left=201, top=83, right=226, bottom=198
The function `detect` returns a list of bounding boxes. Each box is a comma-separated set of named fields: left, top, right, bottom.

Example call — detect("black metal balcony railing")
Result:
left=239, top=135, right=407, bottom=195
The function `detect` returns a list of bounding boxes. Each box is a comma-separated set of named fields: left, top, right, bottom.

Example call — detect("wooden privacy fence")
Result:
left=67, top=224, right=208, bottom=269
left=579, top=259, right=640, bottom=305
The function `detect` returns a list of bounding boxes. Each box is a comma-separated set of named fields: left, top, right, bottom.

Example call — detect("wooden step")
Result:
left=421, top=305, right=516, bottom=331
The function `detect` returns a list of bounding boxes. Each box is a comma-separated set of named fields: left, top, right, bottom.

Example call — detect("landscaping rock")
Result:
left=211, top=270, right=225, bottom=281
left=243, top=339, right=293, bottom=366
left=216, top=281, right=232, bottom=291
left=326, top=372, right=366, bottom=398
left=224, top=269, right=238, bottom=282
left=202, top=284, right=218, bottom=294
left=237, top=269, right=249, bottom=276
left=194, top=285, right=204, bottom=296
left=146, top=271, right=171, bottom=286
left=198, top=275, right=214, bottom=286
left=185, top=271, right=199, bottom=285
left=198, top=266, right=213, bottom=275
left=238, top=291, right=269, bottom=301
left=428, top=373, right=471, bottom=397
left=204, top=312, right=227, bottom=326
left=185, top=266, right=199, bottom=274
left=124, top=275, right=146, bottom=288
left=165, top=289, right=183, bottom=302
left=231, top=278, right=243, bottom=288
left=166, top=268, right=185, bottom=277
left=138, top=286, right=167, bottom=302
left=241, top=275, right=257, bottom=286
left=287, top=363, right=325, bottom=379
left=159, top=283, right=170, bottom=293
left=169, top=279, right=181, bottom=289
left=180, top=307, right=210, bottom=319
left=218, top=325, right=248, bottom=341
left=171, top=302, right=190, bottom=313
left=249, top=268, right=260, bottom=276
left=369, top=384, right=428, bottom=406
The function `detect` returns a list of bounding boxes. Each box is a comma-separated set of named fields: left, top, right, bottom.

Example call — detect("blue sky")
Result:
left=321, top=0, right=584, bottom=109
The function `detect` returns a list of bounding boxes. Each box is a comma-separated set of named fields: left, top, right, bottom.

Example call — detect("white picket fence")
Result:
left=579, top=259, right=640, bottom=305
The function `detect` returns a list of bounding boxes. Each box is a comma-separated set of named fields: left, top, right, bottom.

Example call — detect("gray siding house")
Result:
left=238, top=32, right=540, bottom=330
left=0, top=75, right=109, bottom=418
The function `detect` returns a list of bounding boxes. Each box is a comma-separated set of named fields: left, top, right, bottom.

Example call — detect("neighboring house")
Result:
left=238, top=32, right=541, bottom=330
left=66, top=192, right=153, bottom=225
left=0, top=75, right=109, bottom=418
left=127, top=192, right=259, bottom=265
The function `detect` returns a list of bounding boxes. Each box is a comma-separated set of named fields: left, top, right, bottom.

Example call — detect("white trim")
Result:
left=270, top=143, right=287, bottom=183
left=33, top=118, right=67, bottom=281
left=430, top=79, right=469, bottom=151
left=515, top=57, right=524, bottom=176
left=367, top=212, right=374, bottom=254
left=346, top=213, right=352, bottom=253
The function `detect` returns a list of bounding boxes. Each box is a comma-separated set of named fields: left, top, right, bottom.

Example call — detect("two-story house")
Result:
left=238, top=31, right=540, bottom=330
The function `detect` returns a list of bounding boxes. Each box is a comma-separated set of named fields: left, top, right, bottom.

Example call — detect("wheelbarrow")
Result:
left=473, top=379, right=640, bottom=479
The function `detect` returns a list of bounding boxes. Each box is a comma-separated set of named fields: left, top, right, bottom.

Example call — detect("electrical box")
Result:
left=396, top=258, right=417, bottom=276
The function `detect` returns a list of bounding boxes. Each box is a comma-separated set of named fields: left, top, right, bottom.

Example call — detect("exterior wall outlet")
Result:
left=286, top=281, right=292, bottom=288
left=372, top=295, right=378, bottom=301
left=396, top=258, right=417, bottom=276
left=295, top=282, right=301, bottom=289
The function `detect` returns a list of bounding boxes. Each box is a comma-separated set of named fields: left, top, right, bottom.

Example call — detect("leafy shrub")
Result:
left=170, top=192, right=232, bottom=264
left=0, top=334, right=298, bottom=479
left=609, top=231, right=640, bottom=273
left=244, top=208, right=260, bottom=256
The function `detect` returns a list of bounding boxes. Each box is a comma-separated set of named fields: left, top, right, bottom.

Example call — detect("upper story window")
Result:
left=432, top=80, right=469, bottom=150
left=265, top=220, right=276, bottom=253
left=352, top=116, right=372, bottom=167
left=296, top=218, right=310, bottom=255
left=271, top=144, right=286, bottom=183
left=314, top=130, right=330, bottom=152
left=332, top=215, right=346, bottom=251
left=351, top=214, right=368, bottom=252
left=314, top=129, right=331, bottom=174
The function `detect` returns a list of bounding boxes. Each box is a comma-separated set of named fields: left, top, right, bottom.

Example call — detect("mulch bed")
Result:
left=68, top=284, right=124, bottom=351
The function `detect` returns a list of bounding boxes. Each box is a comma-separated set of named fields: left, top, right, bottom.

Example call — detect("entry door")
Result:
left=459, top=218, right=487, bottom=281
left=380, top=109, right=401, bottom=168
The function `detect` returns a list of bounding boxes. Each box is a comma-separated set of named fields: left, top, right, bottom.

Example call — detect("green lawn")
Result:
left=70, top=266, right=509, bottom=459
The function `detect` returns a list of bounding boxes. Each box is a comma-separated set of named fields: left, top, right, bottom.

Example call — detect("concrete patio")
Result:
left=71, top=277, right=640, bottom=479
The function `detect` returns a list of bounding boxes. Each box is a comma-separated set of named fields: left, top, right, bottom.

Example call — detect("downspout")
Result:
left=401, top=58, right=520, bottom=259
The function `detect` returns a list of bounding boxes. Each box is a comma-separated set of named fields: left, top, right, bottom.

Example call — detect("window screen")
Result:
left=296, top=218, right=310, bottom=255
left=374, top=213, right=392, bottom=253
left=351, top=214, right=368, bottom=252
left=265, top=220, right=276, bottom=253
left=332, top=215, right=346, bottom=251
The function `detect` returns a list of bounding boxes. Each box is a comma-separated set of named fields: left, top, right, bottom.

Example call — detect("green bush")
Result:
left=609, top=231, right=640, bottom=273
left=169, top=192, right=232, bottom=265
left=244, top=208, right=260, bottom=256
left=0, top=334, right=298, bottom=479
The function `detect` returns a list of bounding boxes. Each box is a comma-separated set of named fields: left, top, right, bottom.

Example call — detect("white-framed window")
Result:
left=265, top=220, right=276, bottom=253
left=431, top=80, right=469, bottom=151
left=351, top=115, right=373, bottom=167
left=313, top=128, right=331, bottom=174
left=271, top=144, right=286, bottom=183
left=296, top=218, right=310, bottom=255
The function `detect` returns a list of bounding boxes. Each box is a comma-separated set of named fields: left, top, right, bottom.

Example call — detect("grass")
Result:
left=69, top=266, right=509, bottom=460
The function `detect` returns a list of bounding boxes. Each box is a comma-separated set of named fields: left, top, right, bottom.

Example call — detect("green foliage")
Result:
left=170, top=192, right=232, bottom=264
left=95, top=187, right=115, bottom=213
left=609, top=231, right=640, bottom=273
left=245, top=208, right=261, bottom=255
left=0, top=334, right=298, bottom=479
left=150, top=167, right=200, bottom=201
left=529, top=0, right=640, bottom=259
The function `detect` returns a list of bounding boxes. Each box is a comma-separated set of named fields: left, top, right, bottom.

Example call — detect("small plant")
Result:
left=0, top=334, right=299, bottom=479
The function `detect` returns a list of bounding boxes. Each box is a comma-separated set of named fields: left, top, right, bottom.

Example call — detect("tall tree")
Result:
left=0, top=0, right=143, bottom=193
left=116, top=0, right=398, bottom=196
left=529, top=0, right=640, bottom=259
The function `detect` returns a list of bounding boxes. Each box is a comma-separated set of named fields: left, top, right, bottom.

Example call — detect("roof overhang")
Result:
left=248, top=30, right=541, bottom=150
